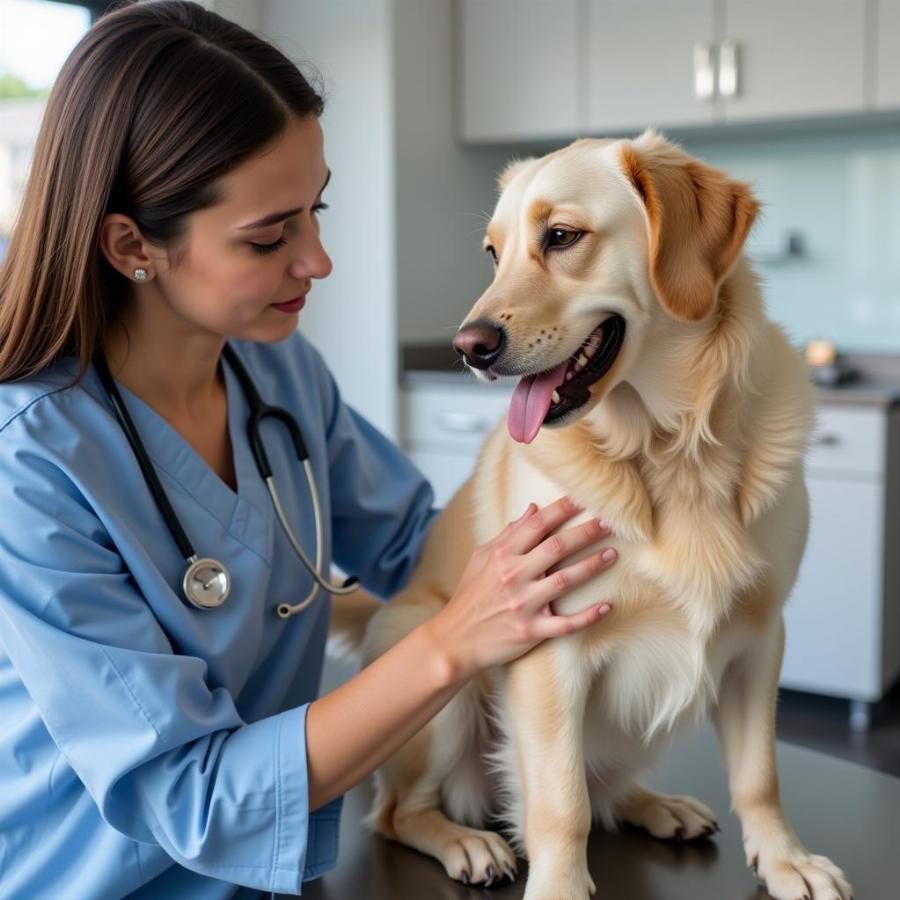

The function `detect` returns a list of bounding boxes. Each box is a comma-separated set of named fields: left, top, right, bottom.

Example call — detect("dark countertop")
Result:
left=294, top=725, right=897, bottom=899
left=401, top=343, right=900, bottom=408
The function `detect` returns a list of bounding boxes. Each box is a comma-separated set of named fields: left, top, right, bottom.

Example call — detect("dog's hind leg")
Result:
left=365, top=681, right=518, bottom=887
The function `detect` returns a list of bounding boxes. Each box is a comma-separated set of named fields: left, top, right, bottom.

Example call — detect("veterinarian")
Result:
left=0, top=3, right=617, bottom=897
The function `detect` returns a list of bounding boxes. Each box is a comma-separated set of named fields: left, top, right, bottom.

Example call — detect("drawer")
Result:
left=401, top=381, right=512, bottom=452
left=806, top=406, right=885, bottom=476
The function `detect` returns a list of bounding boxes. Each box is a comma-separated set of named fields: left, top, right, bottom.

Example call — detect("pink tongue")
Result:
left=508, top=362, right=568, bottom=444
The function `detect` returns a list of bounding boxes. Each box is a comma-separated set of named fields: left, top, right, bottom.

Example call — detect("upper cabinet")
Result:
left=457, top=0, right=898, bottom=142
left=457, top=0, right=580, bottom=142
left=585, top=1, right=719, bottom=133
left=719, top=0, right=866, bottom=123
left=877, top=0, right=900, bottom=109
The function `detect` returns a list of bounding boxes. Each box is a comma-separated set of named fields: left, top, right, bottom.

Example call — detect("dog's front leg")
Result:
left=506, top=640, right=596, bottom=900
left=715, top=615, right=853, bottom=900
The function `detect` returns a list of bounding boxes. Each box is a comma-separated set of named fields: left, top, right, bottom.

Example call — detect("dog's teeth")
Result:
left=584, top=344, right=597, bottom=358
left=577, top=353, right=588, bottom=367
left=551, top=390, right=561, bottom=404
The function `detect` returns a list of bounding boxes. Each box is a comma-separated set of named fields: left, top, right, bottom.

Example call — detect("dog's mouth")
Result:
left=507, top=314, right=626, bottom=444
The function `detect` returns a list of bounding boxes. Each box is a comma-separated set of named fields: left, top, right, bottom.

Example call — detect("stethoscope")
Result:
left=93, top=343, right=360, bottom=617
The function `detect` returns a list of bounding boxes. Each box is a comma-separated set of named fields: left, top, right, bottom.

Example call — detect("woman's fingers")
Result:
left=532, top=602, right=612, bottom=641
left=505, top=495, right=585, bottom=555
left=520, top=516, right=612, bottom=581
left=528, top=546, right=617, bottom=608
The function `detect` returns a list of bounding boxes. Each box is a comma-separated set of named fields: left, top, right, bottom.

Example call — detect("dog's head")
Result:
left=454, top=130, right=760, bottom=444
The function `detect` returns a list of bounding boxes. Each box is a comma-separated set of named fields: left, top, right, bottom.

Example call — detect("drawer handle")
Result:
left=812, top=433, right=842, bottom=447
left=434, top=411, right=493, bottom=434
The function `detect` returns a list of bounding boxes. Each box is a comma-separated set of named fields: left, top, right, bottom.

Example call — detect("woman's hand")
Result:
left=423, top=495, right=616, bottom=681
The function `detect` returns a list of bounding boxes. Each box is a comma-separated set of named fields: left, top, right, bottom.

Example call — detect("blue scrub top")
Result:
left=0, top=332, right=438, bottom=898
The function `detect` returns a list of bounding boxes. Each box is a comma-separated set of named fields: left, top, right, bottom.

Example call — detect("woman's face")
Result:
left=137, top=114, right=332, bottom=343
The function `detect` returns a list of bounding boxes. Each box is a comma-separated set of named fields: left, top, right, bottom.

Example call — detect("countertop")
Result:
left=401, top=343, right=900, bottom=408
left=292, top=725, right=898, bottom=899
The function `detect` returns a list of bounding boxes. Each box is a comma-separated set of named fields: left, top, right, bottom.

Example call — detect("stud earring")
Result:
left=133, top=267, right=148, bottom=282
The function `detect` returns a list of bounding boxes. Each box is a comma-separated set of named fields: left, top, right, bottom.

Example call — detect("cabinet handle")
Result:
left=718, top=40, right=739, bottom=98
left=693, top=42, right=716, bottom=101
left=434, top=411, right=492, bottom=434
left=812, top=433, right=842, bottom=447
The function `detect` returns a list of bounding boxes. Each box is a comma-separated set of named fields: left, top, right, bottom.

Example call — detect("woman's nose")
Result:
left=288, top=230, right=332, bottom=281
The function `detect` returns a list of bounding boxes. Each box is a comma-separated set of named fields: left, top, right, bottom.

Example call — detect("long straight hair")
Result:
left=0, top=0, right=324, bottom=384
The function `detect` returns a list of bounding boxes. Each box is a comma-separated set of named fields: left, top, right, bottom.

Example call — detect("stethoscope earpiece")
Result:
left=95, top=343, right=360, bottom=618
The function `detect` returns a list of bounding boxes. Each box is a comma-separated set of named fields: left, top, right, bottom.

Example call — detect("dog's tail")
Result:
left=327, top=588, right=383, bottom=662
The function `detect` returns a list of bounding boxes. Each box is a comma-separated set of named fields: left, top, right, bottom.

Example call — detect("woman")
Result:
left=0, top=2, right=617, bottom=897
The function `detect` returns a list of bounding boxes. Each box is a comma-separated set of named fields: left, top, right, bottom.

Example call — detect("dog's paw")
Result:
left=620, top=789, right=719, bottom=841
left=746, top=840, right=853, bottom=900
left=437, top=826, right=518, bottom=887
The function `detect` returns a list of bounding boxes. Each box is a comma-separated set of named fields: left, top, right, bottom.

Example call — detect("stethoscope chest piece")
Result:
left=183, top=556, right=231, bottom=609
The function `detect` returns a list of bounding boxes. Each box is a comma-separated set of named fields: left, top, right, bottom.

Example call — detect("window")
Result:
left=0, top=0, right=114, bottom=259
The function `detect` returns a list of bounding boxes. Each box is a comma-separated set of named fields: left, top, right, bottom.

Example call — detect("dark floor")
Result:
left=775, top=682, right=900, bottom=777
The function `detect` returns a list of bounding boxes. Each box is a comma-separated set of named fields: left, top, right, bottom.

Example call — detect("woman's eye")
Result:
left=485, top=245, right=498, bottom=264
left=312, top=202, right=329, bottom=214
left=250, top=236, right=288, bottom=255
left=546, top=228, right=583, bottom=250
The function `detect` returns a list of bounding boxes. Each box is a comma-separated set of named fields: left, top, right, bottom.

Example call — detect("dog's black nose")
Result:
left=453, top=321, right=505, bottom=370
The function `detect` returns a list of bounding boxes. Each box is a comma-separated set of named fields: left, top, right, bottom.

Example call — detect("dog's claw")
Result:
left=460, top=870, right=470, bottom=885
left=504, top=864, right=517, bottom=881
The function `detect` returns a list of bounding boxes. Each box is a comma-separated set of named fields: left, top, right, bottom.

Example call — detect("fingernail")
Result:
left=601, top=548, right=617, bottom=562
left=597, top=603, right=611, bottom=615
left=517, top=503, right=535, bottom=522
left=597, top=518, right=611, bottom=531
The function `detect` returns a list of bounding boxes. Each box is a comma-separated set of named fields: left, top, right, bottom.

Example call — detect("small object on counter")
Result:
left=804, top=339, right=859, bottom=387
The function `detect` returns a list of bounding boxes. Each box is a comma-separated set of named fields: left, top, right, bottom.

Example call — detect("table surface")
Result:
left=294, top=726, right=898, bottom=900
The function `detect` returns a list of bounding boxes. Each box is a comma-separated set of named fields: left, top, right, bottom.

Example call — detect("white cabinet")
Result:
left=402, top=377, right=512, bottom=506
left=457, top=0, right=581, bottom=142
left=458, top=0, right=883, bottom=141
left=720, top=0, right=867, bottom=123
left=877, top=0, right=900, bottom=109
left=780, top=404, right=900, bottom=728
left=585, top=1, right=718, bottom=133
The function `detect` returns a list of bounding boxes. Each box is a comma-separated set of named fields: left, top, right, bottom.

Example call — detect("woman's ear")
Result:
left=619, top=130, right=760, bottom=323
left=99, top=213, right=154, bottom=281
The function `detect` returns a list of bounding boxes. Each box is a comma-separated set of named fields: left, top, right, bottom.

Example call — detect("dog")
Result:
left=329, top=130, right=853, bottom=900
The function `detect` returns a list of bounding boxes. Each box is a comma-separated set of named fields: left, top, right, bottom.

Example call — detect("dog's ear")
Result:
left=497, top=157, right=535, bottom=192
left=619, top=130, right=760, bottom=322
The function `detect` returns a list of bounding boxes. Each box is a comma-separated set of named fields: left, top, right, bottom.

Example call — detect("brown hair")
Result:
left=0, top=0, right=324, bottom=384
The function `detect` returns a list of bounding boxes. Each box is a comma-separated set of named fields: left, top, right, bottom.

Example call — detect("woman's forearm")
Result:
left=305, top=619, right=466, bottom=812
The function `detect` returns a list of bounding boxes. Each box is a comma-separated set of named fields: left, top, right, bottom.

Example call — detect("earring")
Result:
left=133, top=267, right=148, bottom=282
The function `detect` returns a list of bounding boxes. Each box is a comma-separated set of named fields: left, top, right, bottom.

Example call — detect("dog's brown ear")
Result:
left=619, top=130, right=759, bottom=322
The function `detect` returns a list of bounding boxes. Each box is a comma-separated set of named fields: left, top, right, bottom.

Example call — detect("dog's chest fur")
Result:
left=473, top=425, right=772, bottom=744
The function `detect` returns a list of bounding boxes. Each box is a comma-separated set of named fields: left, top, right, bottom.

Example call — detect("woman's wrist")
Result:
left=418, top=613, right=474, bottom=688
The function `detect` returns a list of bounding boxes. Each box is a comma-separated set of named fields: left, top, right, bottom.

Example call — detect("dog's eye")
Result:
left=485, top=245, right=498, bottom=264
left=546, top=228, right=582, bottom=250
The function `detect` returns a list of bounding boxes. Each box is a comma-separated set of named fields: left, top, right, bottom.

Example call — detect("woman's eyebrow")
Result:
left=237, top=169, right=332, bottom=230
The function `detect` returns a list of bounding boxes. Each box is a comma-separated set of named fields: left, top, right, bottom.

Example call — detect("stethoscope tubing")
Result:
left=95, top=343, right=359, bottom=616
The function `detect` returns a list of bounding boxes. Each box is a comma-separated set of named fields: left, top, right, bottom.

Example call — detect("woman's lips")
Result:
left=271, top=294, right=307, bottom=313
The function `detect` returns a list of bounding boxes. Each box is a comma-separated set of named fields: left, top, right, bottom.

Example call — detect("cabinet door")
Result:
left=408, top=448, right=478, bottom=508
left=876, top=0, right=900, bottom=109
left=585, top=0, right=718, bottom=133
left=721, top=0, right=866, bottom=122
left=780, top=475, right=884, bottom=699
left=457, top=0, right=580, bottom=142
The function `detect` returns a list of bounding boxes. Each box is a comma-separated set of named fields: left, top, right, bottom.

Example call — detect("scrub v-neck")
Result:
left=95, top=352, right=274, bottom=562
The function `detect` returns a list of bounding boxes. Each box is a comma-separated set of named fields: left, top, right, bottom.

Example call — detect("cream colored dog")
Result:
left=330, top=130, right=853, bottom=900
